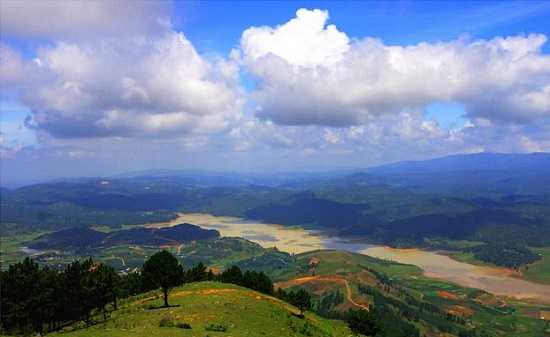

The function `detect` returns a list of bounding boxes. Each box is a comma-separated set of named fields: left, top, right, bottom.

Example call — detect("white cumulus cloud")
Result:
left=7, top=32, right=241, bottom=138
left=239, top=9, right=550, bottom=127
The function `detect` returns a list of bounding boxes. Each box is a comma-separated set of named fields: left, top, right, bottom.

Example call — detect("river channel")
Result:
left=149, top=213, right=550, bottom=303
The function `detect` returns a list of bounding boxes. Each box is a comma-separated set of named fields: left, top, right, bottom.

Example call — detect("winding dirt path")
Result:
left=276, top=276, right=370, bottom=311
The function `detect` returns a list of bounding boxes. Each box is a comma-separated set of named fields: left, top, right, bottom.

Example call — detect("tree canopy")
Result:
left=346, top=308, right=383, bottom=336
left=141, top=250, right=185, bottom=307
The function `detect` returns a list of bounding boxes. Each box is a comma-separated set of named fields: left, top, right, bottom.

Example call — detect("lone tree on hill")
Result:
left=289, top=289, right=313, bottom=317
left=142, top=250, right=184, bottom=307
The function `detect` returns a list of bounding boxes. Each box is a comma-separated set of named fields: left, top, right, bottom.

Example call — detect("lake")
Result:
left=149, top=213, right=550, bottom=303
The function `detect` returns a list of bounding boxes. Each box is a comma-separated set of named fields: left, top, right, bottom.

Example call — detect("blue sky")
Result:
left=178, top=1, right=550, bottom=51
left=1, top=1, right=549, bottom=184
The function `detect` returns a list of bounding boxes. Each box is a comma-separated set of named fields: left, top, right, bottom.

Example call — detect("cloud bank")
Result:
left=1, top=5, right=549, bottom=181
left=1, top=7, right=241, bottom=138
left=240, top=9, right=550, bottom=126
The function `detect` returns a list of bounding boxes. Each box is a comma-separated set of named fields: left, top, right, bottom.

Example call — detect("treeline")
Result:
left=1, top=257, right=121, bottom=335
left=462, top=244, right=541, bottom=269
left=0, top=252, right=305, bottom=336
left=1, top=252, right=387, bottom=337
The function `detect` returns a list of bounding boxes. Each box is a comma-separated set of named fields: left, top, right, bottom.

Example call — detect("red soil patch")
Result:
left=308, top=258, right=320, bottom=267
left=275, top=276, right=325, bottom=288
left=481, top=297, right=498, bottom=305
left=473, top=293, right=507, bottom=308
left=277, top=276, right=338, bottom=293
left=384, top=246, right=423, bottom=253
left=448, top=305, right=474, bottom=316
left=436, top=291, right=461, bottom=300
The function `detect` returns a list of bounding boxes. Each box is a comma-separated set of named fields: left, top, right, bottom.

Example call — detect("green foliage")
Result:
left=0, top=257, right=45, bottom=334
left=242, top=270, right=274, bottom=295
left=317, top=290, right=344, bottom=317
left=175, top=322, right=192, bottom=329
left=205, top=323, right=228, bottom=332
left=218, top=265, right=243, bottom=284
left=234, top=249, right=295, bottom=277
left=141, top=250, right=185, bottom=307
left=463, top=244, right=541, bottom=268
left=185, top=262, right=214, bottom=282
left=92, top=263, right=120, bottom=316
left=283, top=288, right=313, bottom=316
left=288, top=320, right=331, bottom=336
left=346, top=308, right=383, bottom=337
left=0, top=257, right=120, bottom=335
left=158, top=317, right=192, bottom=329
left=218, top=265, right=274, bottom=295
left=158, top=317, right=173, bottom=328
left=0, top=182, right=176, bottom=235
left=117, top=272, right=142, bottom=298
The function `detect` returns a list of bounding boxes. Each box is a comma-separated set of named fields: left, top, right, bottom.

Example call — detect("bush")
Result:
left=175, top=322, right=192, bottom=329
left=205, top=323, right=228, bottom=332
left=158, top=317, right=173, bottom=327
left=159, top=318, right=191, bottom=329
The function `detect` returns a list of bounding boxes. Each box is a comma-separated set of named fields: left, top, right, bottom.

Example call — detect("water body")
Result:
left=362, top=246, right=550, bottom=302
left=150, top=213, right=550, bottom=302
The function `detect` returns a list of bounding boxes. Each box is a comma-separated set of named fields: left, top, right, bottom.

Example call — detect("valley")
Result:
left=142, top=212, right=550, bottom=303
left=2, top=153, right=550, bottom=336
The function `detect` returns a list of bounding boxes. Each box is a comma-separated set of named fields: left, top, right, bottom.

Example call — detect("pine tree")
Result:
left=219, top=265, right=243, bottom=285
left=346, top=308, right=383, bottom=336
left=0, top=257, right=42, bottom=334
left=289, top=289, right=313, bottom=317
left=141, top=250, right=184, bottom=307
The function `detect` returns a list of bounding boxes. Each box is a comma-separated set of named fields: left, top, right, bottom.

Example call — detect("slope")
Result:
left=49, top=281, right=354, bottom=337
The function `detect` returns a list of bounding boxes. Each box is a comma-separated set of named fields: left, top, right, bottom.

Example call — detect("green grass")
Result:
left=291, top=249, right=422, bottom=280
left=48, top=282, right=354, bottom=337
left=514, top=247, right=550, bottom=285
left=446, top=251, right=480, bottom=264
left=0, top=232, right=49, bottom=269
left=441, top=245, right=550, bottom=286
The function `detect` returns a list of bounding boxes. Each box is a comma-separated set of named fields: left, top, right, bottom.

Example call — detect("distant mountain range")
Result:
left=2, top=152, right=549, bottom=248
left=363, top=152, right=550, bottom=195
left=108, top=152, right=550, bottom=195
left=2, top=152, right=548, bottom=190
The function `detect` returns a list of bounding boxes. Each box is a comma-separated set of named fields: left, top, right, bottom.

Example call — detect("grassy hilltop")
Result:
left=29, top=247, right=549, bottom=337
left=49, top=281, right=354, bottom=337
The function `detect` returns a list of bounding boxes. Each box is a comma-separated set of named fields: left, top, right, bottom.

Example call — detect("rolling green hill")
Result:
left=48, top=281, right=355, bottom=337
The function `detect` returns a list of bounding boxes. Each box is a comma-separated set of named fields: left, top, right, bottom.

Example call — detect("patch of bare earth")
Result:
left=436, top=291, right=462, bottom=300
left=447, top=305, right=474, bottom=316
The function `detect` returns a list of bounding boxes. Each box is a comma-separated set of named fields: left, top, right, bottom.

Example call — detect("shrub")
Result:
left=158, top=317, right=173, bottom=327
left=176, top=322, right=192, bottom=329
left=205, top=323, right=228, bottom=332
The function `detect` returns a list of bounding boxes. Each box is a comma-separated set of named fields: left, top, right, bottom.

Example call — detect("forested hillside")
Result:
left=2, top=153, right=549, bottom=266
